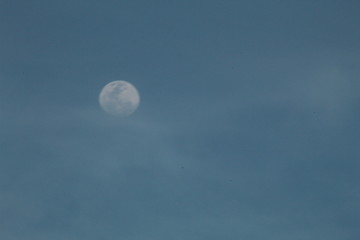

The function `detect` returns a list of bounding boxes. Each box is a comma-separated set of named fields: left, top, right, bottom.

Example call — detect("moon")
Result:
left=99, top=80, right=140, bottom=116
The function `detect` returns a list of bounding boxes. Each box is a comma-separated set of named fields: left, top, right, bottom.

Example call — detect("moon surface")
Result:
left=99, top=80, right=140, bottom=116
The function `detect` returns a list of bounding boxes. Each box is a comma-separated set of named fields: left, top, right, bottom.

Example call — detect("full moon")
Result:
left=99, top=80, right=140, bottom=116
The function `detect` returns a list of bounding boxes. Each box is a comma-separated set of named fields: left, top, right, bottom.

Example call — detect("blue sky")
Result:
left=1, top=0, right=360, bottom=239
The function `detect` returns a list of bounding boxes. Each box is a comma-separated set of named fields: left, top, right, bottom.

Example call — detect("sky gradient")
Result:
left=1, top=0, right=360, bottom=239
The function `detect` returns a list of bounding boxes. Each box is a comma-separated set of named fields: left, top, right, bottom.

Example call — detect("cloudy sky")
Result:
left=1, top=0, right=360, bottom=239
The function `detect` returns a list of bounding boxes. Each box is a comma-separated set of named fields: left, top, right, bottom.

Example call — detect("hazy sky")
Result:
left=1, top=0, right=360, bottom=239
